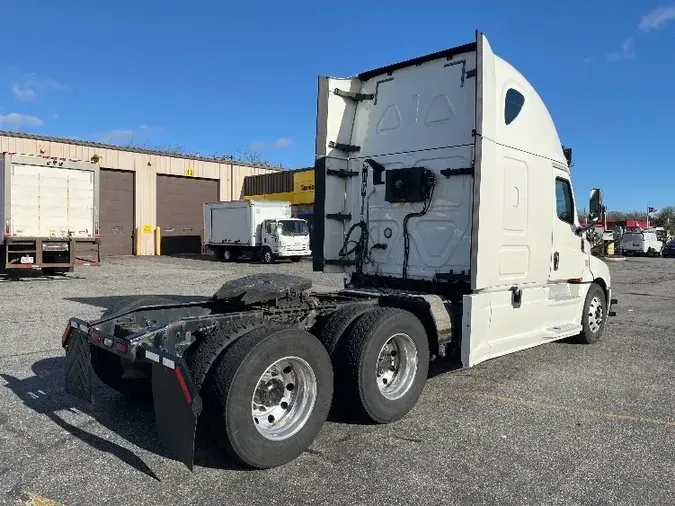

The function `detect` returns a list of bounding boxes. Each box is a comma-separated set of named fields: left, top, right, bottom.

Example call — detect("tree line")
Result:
left=579, top=206, right=675, bottom=234
left=123, top=140, right=287, bottom=169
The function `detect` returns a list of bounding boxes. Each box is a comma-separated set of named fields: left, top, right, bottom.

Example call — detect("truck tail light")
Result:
left=4, top=219, right=10, bottom=237
left=94, top=222, right=100, bottom=238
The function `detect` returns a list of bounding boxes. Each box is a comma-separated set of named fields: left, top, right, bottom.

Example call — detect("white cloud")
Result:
left=249, top=137, right=293, bottom=150
left=0, top=113, right=44, bottom=128
left=638, top=4, right=675, bottom=31
left=10, top=73, right=68, bottom=102
left=606, top=37, right=635, bottom=61
left=11, top=82, right=36, bottom=102
left=138, top=124, right=164, bottom=132
left=100, top=129, right=134, bottom=143
left=96, top=124, right=164, bottom=144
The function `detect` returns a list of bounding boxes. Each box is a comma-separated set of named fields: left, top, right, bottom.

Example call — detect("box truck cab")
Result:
left=203, top=199, right=311, bottom=263
left=63, top=31, right=616, bottom=473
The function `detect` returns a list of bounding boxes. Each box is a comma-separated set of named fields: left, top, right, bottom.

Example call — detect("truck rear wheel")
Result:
left=338, top=307, right=429, bottom=424
left=206, top=325, right=333, bottom=469
left=318, top=304, right=375, bottom=357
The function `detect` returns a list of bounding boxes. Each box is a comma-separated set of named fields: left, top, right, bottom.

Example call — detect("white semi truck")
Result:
left=1, top=152, right=100, bottom=275
left=203, top=199, right=311, bottom=263
left=63, top=31, right=616, bottom=472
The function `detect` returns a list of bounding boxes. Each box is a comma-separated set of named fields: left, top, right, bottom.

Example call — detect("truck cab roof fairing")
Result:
left=488, top=52, right=569, bottom=170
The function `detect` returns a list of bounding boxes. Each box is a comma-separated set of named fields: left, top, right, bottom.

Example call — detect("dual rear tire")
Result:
left=201, top=324, right=333, bottom=469
left=200, top=306, right=429, bottom=468
left=322, top=306, right=430, bottom=424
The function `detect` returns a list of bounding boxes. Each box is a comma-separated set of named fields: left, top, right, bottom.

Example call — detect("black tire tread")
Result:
left=184, top=318, right=262, bottom=391
left=319, top=304, right=375, bottom=357
left=207, top=324, right=290, bottom=457
left=341, top=307, right=429, bottom=423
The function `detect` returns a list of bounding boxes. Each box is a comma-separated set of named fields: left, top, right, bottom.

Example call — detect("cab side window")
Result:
left=555, top=178, right=574, bottom=224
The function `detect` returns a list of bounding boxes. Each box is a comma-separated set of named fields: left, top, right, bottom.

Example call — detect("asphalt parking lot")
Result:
left=1, top=255, right=674, bottom=506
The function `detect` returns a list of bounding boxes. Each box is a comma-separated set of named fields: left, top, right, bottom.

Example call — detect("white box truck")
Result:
left=63, top=30, right=617, bottom=472
left=203, top=199, right=311, bottom=263
left=1, top=153, right=101, bottom=275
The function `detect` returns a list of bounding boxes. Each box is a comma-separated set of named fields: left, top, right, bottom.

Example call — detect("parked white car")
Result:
left=620, top=230, right=663, bottom=256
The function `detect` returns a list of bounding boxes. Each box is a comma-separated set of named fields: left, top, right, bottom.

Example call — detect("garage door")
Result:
left=99, top=169, right=135, bottom=256
left=157, top=174, right=219, bottom=255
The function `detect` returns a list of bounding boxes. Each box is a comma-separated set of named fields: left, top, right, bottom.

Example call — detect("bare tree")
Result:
left=122, top=140, right=284, bottom=169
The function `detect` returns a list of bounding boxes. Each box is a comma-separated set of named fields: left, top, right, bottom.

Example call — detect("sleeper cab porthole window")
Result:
left=504, top=88, right=525, bottom=125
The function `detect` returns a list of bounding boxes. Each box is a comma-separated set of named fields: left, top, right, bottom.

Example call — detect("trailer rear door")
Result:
left=9, top=162, right=95, bottom=239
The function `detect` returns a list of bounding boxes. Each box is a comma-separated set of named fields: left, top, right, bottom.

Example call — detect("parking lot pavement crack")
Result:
left=475, top=393, right=675, bottom=429
left=0, top=348, right=63, bottom=359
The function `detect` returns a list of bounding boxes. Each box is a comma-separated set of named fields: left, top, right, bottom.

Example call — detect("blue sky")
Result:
left=0, top=0, right=673, bottom=211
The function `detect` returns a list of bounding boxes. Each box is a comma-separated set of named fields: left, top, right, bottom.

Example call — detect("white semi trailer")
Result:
left=203, top=199, right=311, bottom=263
left=63, top=30, right=616, bottom=472
left=1, top=153, right=100, bottom=275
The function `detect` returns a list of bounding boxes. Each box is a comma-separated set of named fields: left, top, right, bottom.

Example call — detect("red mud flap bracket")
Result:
left=140, top=345, right=203, bottom=471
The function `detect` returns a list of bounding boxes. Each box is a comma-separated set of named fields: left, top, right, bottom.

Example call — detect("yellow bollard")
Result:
left=135, top=227, right=142, bottom=255
left=154, top=226, right=161, bottom=255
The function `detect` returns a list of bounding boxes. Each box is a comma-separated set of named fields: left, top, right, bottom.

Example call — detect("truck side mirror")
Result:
left=588, top=188, right=603, bottom=223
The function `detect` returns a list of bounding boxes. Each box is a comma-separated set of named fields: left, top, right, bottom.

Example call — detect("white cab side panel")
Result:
left=461, top=282, right=588, bottom=368
left=471, top=32, right=565, bottom=291
left=252, top=201, right=291, bottom=245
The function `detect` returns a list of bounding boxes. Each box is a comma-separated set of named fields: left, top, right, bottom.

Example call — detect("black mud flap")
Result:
left=146, top=347, right=203, bottom=471
left=64, top=330, right=93, bottom=404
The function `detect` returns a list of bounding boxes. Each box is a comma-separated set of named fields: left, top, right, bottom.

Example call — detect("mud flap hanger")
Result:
left=64, top=321, right=203, bottom=471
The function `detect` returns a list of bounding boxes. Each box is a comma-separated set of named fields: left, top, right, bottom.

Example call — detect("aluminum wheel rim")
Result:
left=376, top=332, right=418, bottom=401
left=251, top=356, right=317, bottom=441
left=224, top=250, right=231, bottom=260
left=588, top=296, right=604, bottom=333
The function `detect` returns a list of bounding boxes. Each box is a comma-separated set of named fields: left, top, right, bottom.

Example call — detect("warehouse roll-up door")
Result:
left=99, top=168, right=135, bottom=256
left=157, top=174, right=219, bottom=255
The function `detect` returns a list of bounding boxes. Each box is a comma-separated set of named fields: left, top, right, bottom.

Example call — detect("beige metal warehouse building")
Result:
left=0, top=131, right=279, bottom=256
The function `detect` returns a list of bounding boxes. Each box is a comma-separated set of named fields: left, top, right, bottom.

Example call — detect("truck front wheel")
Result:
left=337, top=307, right=429, bottom=424
left=576, top=283, right=607, bottom=344
left=206, top=325, right=333, bottom=469
left=260, top=247, right=275, bottom=264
